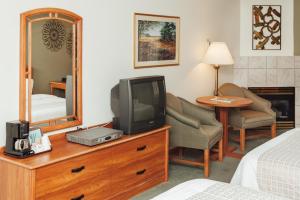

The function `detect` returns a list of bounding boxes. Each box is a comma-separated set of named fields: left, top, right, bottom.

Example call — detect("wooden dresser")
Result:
left=0, top=126, right=170, bottom=200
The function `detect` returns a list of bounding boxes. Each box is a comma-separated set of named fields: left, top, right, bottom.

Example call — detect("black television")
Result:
left=111, top=76, right=166, bottom=134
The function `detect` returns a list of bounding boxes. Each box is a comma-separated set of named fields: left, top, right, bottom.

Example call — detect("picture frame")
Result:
left=252, top=5, right=281, bottom=50
left=134, top=13, right=180, bottom=68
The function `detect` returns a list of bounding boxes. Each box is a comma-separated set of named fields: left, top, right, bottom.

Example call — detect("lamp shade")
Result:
left=203, top=42, right=234, bottom=65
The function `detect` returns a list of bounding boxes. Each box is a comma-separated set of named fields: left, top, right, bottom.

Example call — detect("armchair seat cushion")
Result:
left=230, top=109, right=275, bottom=129
left=167, top=115, right=222, bottom=149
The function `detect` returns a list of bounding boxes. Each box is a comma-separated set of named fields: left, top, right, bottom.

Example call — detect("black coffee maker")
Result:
left=4, top=121, right=33, bottom=158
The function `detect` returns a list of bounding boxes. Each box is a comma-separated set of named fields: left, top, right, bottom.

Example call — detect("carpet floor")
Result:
left=132, top=129, right=287, bottom=200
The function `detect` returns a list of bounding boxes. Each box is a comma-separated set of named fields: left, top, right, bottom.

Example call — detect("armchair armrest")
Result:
left=180, top=98, right=221, bottom=127
left=166, top=107, right=200, bottom=128
left=242, top=88, right=276, bottom=118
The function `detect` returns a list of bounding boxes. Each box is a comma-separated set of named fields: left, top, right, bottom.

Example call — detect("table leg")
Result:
left=219, top=108, right=243, bottom=159
left=50, top=85, right=54, bottom=95
left=219, top=108, right=228, bottom=150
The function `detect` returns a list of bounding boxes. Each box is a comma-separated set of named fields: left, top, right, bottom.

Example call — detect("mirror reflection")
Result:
left=28, top=19, right=74, bottom=123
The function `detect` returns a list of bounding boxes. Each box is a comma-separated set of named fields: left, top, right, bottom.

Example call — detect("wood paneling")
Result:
left=0, top=160, right=35, bottom=200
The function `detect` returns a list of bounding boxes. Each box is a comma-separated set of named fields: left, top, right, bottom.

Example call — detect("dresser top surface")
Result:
left=0, top=125, right=170, bottom=169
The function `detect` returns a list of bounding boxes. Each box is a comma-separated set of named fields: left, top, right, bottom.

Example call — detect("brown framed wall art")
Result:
left=134, top=13, right=180, bottom=68
left=252, top=5, right=281, bottom=50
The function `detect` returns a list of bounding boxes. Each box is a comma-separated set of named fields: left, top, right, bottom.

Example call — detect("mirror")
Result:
left=295, top=1, right=300, bottom=55
left=19, top=8, right=82, bottom=132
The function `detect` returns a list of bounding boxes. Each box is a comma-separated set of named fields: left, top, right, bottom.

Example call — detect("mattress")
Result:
left=28, top=94, right=67, bottom=122
left=151, top=179, right=289, bottom=200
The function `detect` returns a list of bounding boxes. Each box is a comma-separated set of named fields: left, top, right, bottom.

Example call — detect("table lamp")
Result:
left=203, top=42, right=234, bottom=96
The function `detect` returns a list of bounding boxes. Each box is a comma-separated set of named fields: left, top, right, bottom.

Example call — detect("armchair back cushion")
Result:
left=218, top=83, right=245, bottom=97
left=166, top=93, right=183, bottom=113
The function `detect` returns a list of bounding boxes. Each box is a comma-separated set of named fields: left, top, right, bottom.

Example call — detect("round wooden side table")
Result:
left=196, top=96, right=253, bottom=159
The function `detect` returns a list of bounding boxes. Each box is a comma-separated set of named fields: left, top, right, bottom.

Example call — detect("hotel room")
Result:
left=0, top=0, right=299, bottom=199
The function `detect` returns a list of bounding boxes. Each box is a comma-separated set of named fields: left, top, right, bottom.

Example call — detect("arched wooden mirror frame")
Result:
left=19, top=8, right=82, bottom=132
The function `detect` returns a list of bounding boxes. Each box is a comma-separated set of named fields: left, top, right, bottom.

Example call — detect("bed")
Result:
left=231, top=128, right=300, bottom=200
left=25, top=76, right=73, bottom=123
left=151, top=179, right=289, bottom=200
left=29, top=94, right=66, bottom=122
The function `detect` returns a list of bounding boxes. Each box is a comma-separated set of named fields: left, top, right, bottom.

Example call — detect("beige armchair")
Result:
left=218, top=83, right=276, bottom=152
left=166, top=93, right=223, bottom=177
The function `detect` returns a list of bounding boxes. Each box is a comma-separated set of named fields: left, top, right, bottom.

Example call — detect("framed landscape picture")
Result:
left=134, top=13, right=180, bottom=68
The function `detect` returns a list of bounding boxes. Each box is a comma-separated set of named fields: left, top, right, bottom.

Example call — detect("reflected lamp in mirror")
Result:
left=203, top=42, right=234, bottom=96
left=19, top=8, right=82, bottom=132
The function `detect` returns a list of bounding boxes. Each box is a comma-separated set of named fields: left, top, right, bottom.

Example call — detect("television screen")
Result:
left=132, top=80, right=161, bottom=122
left=111, top=76, right=166, bottom=134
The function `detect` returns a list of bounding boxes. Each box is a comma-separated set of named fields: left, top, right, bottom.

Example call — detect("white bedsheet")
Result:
left=29, top=94, right=66, bottom=122
left=151, top=179, right=289, bottom=200
left=231, top=128, right=298, bottom=190
left=151, top=179, right=216, bottom=200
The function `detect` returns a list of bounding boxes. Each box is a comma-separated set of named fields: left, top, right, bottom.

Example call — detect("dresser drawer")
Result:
left=109, top=175, right=165, bottom=200
left=111, top=150, right=165, bottom=194
left=112, top=131, right=166, bottom=167
left=36, top=175, right=110, bottom=200
left=35, top=148, right=112, bottom=199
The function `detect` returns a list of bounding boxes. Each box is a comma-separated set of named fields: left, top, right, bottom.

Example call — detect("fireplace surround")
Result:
left=248, top=87, right=295, bottom=129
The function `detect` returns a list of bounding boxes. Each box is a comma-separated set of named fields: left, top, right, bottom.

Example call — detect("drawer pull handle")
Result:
left=137, top=145, right=147, bottom=151
left=71, top=194, right=84, bottom=200
left=136, top=169, right=146, bottom=175
left=71, top=166, right=85, bottom=173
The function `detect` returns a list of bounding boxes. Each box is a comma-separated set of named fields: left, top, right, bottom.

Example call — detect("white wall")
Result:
left=240, top=0, right=294, bottom=56
left=0, top=0, right=240, bottom=146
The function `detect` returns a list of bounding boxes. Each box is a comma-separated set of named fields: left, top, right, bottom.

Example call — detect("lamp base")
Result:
left=213, top=65, right=220, bottom=96
left=214, top=89, right=218, bottom=96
